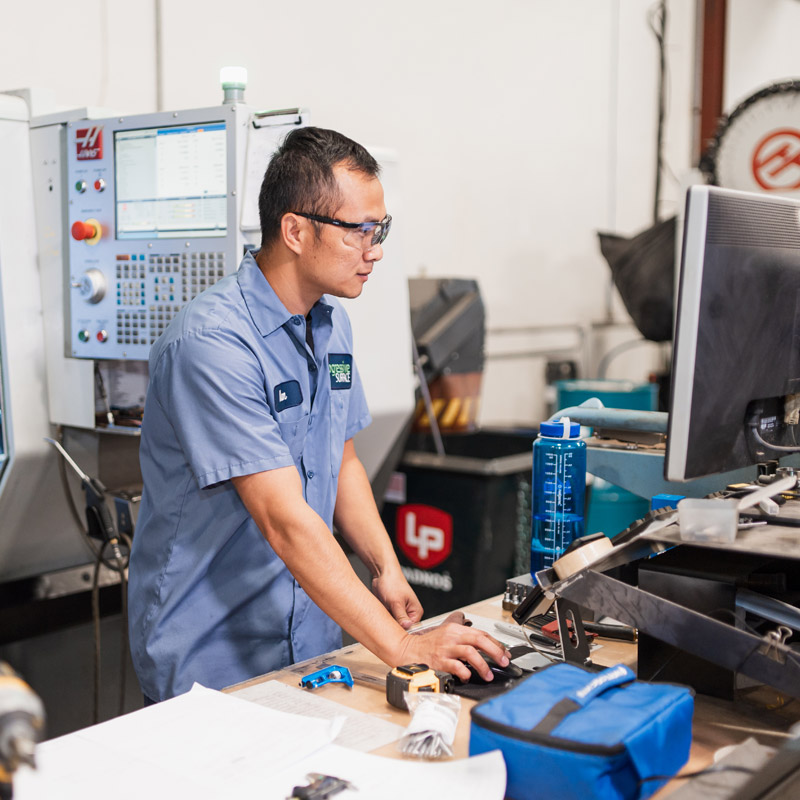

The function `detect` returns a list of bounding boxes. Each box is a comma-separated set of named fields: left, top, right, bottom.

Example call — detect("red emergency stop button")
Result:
left=71, top=220, right=100, bottom=242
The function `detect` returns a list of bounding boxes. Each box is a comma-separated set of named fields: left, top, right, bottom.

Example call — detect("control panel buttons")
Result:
left=78, top=268, right=107, bottom=304
left=71, top=218, right=102, bottom=244
left=77, top=330, right=90, bottom=343
left=94, top=178, right=105, bottom=192
left=75, top=180, right=87, bottom=194
left=96, top=330, right=109, bottom=343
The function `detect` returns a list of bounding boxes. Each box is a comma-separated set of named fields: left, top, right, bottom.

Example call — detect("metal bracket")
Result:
left=554, top=597, right=592, bottom=666
left=553, top=567, right=800, bottom=698
left=251, top=108, right=304, bottom=128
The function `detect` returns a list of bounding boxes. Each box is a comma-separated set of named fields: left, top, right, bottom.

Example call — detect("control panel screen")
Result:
left=114, top=122, right=227, bottom=239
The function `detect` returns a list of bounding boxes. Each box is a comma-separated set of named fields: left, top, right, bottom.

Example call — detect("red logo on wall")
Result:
left=396, top=504, right=452, bottom=569
left=752, top=128, right=800, bottom=191
left=75, top=127, right=103, bottom=160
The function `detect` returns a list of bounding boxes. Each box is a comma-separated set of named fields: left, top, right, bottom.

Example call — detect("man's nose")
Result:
left=364, top=243, right=383, bottom=263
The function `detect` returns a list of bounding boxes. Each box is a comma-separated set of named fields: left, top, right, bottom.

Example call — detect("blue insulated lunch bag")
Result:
left=469, top=662, right=694, bottom=800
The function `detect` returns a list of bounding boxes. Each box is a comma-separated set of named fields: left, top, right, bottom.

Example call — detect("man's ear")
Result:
left=281, top=212, right=305, bottom=256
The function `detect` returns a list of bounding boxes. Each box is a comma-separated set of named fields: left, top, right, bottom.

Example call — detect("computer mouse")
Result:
left=462, top=654, right=524, bottom=685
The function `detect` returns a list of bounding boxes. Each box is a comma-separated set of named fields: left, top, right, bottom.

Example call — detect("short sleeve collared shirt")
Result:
left=128, top=251, right=371, bottom=700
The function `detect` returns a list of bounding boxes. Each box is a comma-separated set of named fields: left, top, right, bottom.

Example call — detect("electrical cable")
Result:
left=750, top=424, right=800, bottom=454
left=55, top=426, right=102, bottom=561
left=90, top=533, right=132, bottom=724
left=595, top=337, right=653, bottom=379
left=94, top=363, right=115, bottom=427
left=516, top=623, right=563, bottom=662
left=54, top=427, right=128, bottom=570
left=522, top=635, right=562, bottom=662
left=605, top=0, right=620, bottom=321
left=52, top=427, right=132, bottom=721
left=92, top=545, right=104, bottom=725
left=648, top=0, right=668, bottom=225
left=116, top=533, right=132, bottom=718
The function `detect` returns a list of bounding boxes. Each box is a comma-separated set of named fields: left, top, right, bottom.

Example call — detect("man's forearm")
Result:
left=333, top=440, right=403, bottom=579
left=233, top=469, right=407, bottom=664
left=235, top=466, right=507, bottom=682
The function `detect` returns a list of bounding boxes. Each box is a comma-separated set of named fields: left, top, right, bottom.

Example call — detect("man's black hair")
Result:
left=258, top=126, right=381, bottom=249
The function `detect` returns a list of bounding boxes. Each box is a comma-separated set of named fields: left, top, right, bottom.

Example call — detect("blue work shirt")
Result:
left=128, top=251, right=371, bottom=701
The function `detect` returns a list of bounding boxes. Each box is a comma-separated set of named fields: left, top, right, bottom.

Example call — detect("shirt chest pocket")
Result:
left=271, top=377, right=309, bottom=459
left=276, top=408, right=310, bottom=460
left=329, top=392, right=349, bottom=479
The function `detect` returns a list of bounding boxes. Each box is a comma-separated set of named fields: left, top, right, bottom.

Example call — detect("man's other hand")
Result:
left=372, top=568, right=423, bottom=630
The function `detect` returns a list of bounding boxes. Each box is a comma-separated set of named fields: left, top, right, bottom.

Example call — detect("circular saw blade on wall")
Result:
left=703, top=80, right=800, bottom=198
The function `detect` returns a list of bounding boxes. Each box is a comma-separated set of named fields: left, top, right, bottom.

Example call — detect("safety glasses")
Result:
left=293, top=212, right=392, bottom=249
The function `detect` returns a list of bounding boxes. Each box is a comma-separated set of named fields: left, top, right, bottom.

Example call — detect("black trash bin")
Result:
left=381, top=429, right=534, bottom=618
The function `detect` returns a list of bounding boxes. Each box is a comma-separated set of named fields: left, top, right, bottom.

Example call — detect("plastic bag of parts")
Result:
left=398, top=691, right=461, bottom=759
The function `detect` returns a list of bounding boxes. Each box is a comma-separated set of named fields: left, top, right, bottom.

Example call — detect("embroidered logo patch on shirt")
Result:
left=274, top=380, right=302, bottom=411
left=328, top=354, right=353, bottom=390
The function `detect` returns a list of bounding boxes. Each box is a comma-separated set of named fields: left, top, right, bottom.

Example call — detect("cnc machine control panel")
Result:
left=66, top=106, right=241, bottom=360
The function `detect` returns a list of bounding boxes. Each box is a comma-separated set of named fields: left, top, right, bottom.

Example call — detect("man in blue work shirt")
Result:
left=128, top=127, right=509, bottom=702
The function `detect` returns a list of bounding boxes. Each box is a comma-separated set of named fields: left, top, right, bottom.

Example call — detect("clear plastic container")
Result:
left=531, top=418, right=586, bottom=580
left=676, top=498, right=738, bottom=543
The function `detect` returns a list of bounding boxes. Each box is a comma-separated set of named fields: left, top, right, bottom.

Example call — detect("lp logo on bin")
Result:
left=396, top=504, right=452, bottom=569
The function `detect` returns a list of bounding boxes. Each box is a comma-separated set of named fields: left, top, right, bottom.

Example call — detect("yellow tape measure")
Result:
left=386, top=663, right=454, bottom=710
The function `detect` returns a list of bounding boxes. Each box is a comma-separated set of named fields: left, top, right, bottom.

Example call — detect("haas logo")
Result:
left=396, top=504, right=452, bottom=569
left=76, top=127, right=103, bottom=160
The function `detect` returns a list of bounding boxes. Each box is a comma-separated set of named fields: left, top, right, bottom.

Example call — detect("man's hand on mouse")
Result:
left=394, top=611, right=511, bottom=683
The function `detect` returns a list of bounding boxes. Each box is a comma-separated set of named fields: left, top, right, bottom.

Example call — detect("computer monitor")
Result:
left=114, top=121, right=227, bottom=240
left=665, top=185, right=800, bottom=481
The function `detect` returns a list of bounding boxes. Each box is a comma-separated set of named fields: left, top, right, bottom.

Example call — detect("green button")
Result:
left=78, top=330, right=90, bottom=342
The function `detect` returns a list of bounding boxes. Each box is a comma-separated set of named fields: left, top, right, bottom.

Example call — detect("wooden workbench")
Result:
left=227, top=595, right=800, bottom=797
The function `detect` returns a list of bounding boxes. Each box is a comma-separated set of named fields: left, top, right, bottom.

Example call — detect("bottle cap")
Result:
left=539, top=418, right=581, bottom=438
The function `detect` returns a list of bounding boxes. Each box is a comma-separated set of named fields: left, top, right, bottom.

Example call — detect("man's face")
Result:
left=300, top=163, right=387, bottom=301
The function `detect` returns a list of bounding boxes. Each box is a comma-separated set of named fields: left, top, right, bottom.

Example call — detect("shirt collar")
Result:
left=237, top=250, right=334, bottom=336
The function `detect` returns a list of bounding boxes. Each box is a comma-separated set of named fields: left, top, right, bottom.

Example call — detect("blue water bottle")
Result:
left=530, top=417, right=586, bottom=580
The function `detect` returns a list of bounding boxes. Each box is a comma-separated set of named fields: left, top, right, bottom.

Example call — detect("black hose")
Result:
left=91, top=544, right=104, bottom=725
left=649, top=0, right=668, bottom=225
left=116, top=533, right=132, bottom=717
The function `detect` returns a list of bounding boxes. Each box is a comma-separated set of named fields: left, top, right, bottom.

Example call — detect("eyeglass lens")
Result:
left=343, top=216, right=391, bottom=249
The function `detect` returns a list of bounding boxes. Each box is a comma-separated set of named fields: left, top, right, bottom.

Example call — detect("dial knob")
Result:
left=78, top=268, right=107, bottom=304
